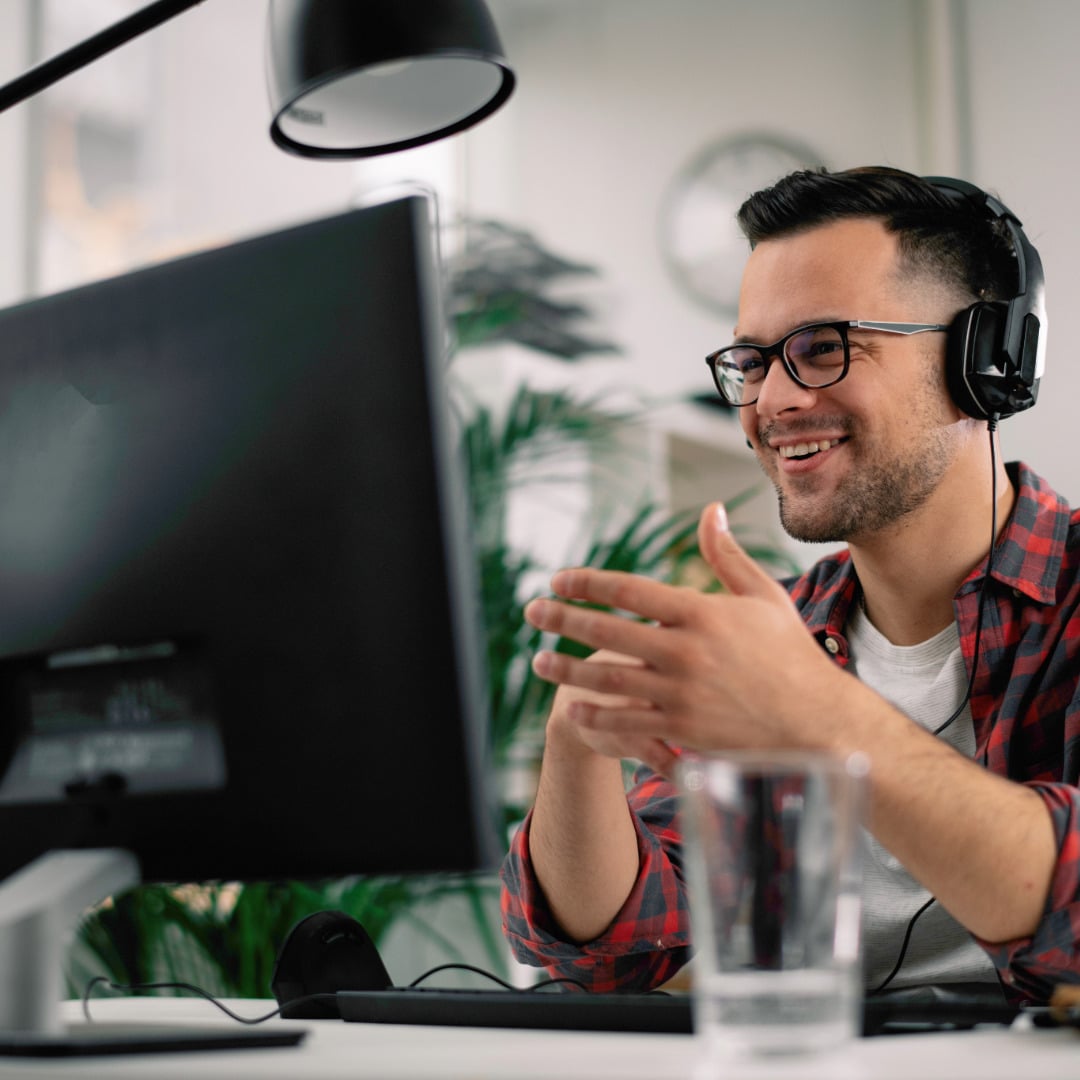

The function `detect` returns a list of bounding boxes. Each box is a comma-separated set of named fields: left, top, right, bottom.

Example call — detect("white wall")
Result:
left=0, top=1, right=32, bottom=307
left=150, top=2, right=363, bottom=251
left=470, top=0, right=925, bottom=401
left=964, top=0, right=1080, bottom=501
left=4, top=1, right=1077, bottom=503
left=462, top=0, right=1080, bottom=514
left=1, top=1, right=462, bottom=297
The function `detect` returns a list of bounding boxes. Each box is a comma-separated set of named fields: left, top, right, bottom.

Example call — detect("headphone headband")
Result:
left=921, top=174, right=1046, bottom=421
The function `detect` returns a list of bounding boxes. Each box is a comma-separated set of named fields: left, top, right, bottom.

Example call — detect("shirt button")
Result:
left=825, top=637, right=841, bottom=655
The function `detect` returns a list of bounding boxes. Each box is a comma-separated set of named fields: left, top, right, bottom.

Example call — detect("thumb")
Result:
left=698, top=502, right=783, bottom=598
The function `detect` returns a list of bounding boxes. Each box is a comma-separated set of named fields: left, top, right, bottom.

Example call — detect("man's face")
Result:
left=735, top=218, right=963, bottom=545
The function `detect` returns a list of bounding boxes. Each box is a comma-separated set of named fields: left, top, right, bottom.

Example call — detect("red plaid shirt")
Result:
left=500, top=462, right=1080, bottom=1002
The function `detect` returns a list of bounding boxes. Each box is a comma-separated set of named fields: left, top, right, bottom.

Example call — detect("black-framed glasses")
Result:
left=705, top=320, right=950, bottom=407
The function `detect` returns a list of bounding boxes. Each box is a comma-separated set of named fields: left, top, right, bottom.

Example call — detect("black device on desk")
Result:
left=328, top=985, right=1020, bottom=1037
left=0, top=194, right=498, bottom=1054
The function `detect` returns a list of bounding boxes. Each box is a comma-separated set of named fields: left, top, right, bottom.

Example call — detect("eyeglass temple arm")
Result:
left=850, top=321, right=950, bottom=334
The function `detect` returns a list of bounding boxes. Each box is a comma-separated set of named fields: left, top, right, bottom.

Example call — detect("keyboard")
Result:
left=337, top=988, right=691, bottom=1034
left=334, top=986, right=1020, bottom=1037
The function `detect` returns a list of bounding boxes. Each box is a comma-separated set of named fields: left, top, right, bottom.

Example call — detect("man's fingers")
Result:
left=539, top=568, right=691, bottom=626
left=697, top=502, right=787, bottom=599
left=532, top=648, right=663, bottom=703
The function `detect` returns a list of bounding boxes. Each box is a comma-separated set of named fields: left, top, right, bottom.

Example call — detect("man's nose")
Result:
left=754, top=354, right=820, bottom=418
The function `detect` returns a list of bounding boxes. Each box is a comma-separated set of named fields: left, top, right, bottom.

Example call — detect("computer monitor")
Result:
left=0, top=194, right=499, bottom=1047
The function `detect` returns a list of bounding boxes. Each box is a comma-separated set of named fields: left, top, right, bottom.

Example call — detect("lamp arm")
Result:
left=0, top=0, right=207, bottom=115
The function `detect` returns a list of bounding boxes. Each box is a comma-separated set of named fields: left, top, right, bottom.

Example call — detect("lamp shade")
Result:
left=266, top=0, right=516, bottom=158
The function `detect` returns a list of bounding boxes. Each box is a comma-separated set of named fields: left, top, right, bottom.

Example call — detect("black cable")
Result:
left=81, top=976, right=334, bottom=1026
left=869, top=896, right=938, bottom=994
left=406, top=963, right=589, bottom=993
left=932, top=417, right=1000, bottom=739
left=406, top=963, right=518, bottom=991
left=81, top=963, right=592, bottom=1028
left=872, top=417, right=1001, bottom=994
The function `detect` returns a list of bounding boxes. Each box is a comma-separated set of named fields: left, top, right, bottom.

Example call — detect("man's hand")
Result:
left=524, top=503, right=846, bottom=757
left=542, top=650, right=681, bottom=777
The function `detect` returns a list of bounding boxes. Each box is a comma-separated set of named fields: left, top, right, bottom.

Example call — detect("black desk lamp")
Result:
left=0, top=0, right=515, bottom=157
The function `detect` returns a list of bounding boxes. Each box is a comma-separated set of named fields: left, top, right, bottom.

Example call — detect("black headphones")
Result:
left=924, top=175, right=1047, bottom=421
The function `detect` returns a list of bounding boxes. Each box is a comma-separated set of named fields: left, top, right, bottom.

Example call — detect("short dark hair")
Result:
left=737, top=165, right=1018, bottom=303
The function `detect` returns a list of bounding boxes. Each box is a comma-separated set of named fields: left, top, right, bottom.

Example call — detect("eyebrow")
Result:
left=732, top=317, right=845, bottom=346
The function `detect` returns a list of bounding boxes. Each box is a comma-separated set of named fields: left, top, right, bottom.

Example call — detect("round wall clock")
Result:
left=658, top=133, right=825, bottom=317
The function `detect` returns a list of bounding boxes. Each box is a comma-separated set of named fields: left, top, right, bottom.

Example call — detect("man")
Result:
left=499, top=166, right=1080, bottom=1004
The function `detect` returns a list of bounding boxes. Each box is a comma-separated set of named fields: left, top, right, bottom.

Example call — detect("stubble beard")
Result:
left=761, top=415, right=958, bottom=545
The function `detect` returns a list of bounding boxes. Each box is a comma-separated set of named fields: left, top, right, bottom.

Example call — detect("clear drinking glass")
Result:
left=678, top=750, right=867, bottom=1061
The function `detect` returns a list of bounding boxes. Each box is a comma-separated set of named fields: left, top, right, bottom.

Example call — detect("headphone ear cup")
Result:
left=927, top=174, right=1045, bottom=421
left=946, top=301, right=1007, bottom=420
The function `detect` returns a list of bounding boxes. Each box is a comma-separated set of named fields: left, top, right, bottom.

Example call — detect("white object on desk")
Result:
left=0, top=850, right=138, bottom=1037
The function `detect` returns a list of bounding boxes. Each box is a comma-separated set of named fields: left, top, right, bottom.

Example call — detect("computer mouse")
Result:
left=271, top=910, right=393, bottom=1018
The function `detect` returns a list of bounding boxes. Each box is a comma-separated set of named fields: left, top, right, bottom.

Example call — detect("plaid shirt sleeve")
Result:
left=976, top=782, right=1080, bottom=1001
left=957, top=463, right=1080, bottom=1001
left=499, top=766, right=691, bottom=991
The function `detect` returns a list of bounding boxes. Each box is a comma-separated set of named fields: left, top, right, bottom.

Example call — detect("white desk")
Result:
left=0, top=999, right=1073, bottom=1080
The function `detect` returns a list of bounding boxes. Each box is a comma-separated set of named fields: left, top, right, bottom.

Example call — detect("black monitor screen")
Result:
left=0, top=194, right=498, bottom=883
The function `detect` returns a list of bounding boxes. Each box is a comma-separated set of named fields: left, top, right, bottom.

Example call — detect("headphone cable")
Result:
left=931, top=416, right=999, bottom=739
left=870, top=416, right=1000, bottom=994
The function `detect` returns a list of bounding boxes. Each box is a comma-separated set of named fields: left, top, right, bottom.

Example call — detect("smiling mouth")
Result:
left=777, top=437, right=848, bottom=461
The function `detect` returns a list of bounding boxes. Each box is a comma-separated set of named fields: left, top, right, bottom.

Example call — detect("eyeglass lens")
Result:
left=712, top=324, right=847, bottom=405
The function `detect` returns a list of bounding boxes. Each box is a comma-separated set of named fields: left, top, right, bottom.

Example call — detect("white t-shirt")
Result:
left=846, top=602, right=999, bottom=991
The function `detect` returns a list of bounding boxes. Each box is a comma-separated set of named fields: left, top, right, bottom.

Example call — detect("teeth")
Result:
left=779, top=439, right=834, bottom=459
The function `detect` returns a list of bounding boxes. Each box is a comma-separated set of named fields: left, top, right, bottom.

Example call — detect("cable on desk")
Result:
left=405, top=963, right=590, bottom=993
left=80, top=976, right=335, bottom=1025
left=80, top=963, right=593, bottom=1028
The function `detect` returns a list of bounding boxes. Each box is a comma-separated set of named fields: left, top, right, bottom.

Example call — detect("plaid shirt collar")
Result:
left=797, top=461, right=1069, bottom=644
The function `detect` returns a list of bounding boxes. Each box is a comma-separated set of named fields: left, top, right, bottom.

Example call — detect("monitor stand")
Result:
left=0, top=849, right=305, bottom=1056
